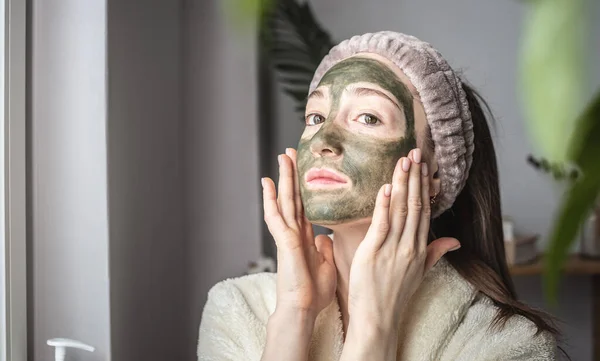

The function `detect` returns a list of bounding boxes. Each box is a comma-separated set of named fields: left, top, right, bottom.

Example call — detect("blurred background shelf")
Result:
left=510, top=254, right=600, bottom=360
left=509, top=254, right=600, bottom=276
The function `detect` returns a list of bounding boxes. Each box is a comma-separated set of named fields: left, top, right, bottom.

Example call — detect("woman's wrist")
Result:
left=348, top=316, right=399, bottom=342
left=261, top=308, right=316, bottom=361
left=268, top=306, right=317, bottom=332
left=348, top=305, right=404, bottom=335
left=341, top=319, right=399, bottom=361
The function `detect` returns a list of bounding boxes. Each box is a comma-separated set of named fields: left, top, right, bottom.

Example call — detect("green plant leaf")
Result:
left=222, top=0, right=275, bottom=31
left=281, top=76, right=314, bottom=86
left=275, top=63, right=316, bottom=74
left=265, top=0, right=335, bottom=118
left=283, top=87, right=310, bottom=102
left=519, top=0, right=587, bottom=163
left=544, top=89, right=600, bottom=304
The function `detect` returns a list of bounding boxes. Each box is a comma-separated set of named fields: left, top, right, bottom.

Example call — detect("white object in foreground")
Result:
left=47, top=338, right=95, bottom=361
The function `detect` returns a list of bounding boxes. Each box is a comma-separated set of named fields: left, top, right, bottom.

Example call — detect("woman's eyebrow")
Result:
left=350, top=87, right=402, bottom=110
left=307, top=88, right=326, bottom=101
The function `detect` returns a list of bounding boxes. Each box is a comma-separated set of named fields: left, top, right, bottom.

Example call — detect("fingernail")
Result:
left=450, top=245, right=461, bottom=252
left=401, top=157, right=411, bottom=172
left=278, top=154, right=282, bottom=165
left=422, top=163, right=428, bottom=177
left=285, top=148, right=292, bottom=157
left=384, top=184, right=392, bottom=197
left=413, top=148, right=421, bottom=163
left=261, top=177, right=265, bottom=188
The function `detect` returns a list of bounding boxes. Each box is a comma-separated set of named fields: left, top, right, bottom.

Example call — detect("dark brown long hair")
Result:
left=430, top=82, right=569, bottom=358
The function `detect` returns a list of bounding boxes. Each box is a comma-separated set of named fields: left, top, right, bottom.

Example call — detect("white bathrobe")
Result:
left=197, top=257, right=556, bottom=361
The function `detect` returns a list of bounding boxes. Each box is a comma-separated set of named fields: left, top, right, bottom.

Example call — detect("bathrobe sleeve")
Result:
left=491, top=329, right=556, bottom=361
left=197, top=274, right=275, bottom=361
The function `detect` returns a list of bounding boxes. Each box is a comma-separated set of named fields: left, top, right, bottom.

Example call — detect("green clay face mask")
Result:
left=297, top=57, right=416, bottom=225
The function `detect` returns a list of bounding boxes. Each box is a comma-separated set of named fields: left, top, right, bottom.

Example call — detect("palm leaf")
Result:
left=280, top=76, right=314, bottom=86
left=545, top=89, right=600, bottom=305
left=519, top=0, right=587, bottom=163
left=223, top=0, right=276, bottom=31
left=266, top=0, right=336, bottom=119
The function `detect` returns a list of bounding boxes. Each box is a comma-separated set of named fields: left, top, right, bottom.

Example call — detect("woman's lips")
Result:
left=305, top=168, right=350, bottom=188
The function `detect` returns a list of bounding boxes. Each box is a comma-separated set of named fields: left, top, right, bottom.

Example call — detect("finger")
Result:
left=424, top=237, right=461, bottom=272
left=286, top=149, right=314, bottom=246
left=286, top=148, right=304, bottom=221
left=315, top=234, right=335, bottom=267
left=262, top=177, right=288, bottom=245
left=389, top=156, right=410, bottom=239
left=302, top=216, right=315, bottom=245
left=277, top=154, right=297, bottom=227
left=400, top=149, right=423, bottom=251
left=416, top=161, right=431, bottom=252
left=364, top=183, right=392, bottom=250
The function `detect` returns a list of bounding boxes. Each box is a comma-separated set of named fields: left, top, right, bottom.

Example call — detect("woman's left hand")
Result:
left=347, top=148, right=461, bottom=335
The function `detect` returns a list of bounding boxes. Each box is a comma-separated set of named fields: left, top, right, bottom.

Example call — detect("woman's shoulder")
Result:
left=446, top=293, right=557, bottom=360
left=204, top=272, right=278, bottom=322
left=198, top=273, right=277, bottom=359
left=207, top=272, right=277, bottom=297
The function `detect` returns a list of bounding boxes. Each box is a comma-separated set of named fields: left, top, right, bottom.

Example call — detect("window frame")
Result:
left=2, top=0, right=27, bottom=359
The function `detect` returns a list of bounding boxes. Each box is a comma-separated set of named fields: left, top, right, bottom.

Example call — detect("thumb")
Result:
left=424, top=237, right=461, bottom=272
left=315, top=234, right=335, bottom=266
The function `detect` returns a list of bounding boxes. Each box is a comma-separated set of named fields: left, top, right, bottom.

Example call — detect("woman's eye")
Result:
left=357, top=114, right=380, bottom=125
left=306, top=114, right=325, bottom=126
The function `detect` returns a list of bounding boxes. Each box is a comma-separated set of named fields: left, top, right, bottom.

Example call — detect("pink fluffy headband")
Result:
left=309, top=31, right=474, bottom=218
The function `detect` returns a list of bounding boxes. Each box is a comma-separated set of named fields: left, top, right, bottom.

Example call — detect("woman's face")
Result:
left=297, top=54, right=429, bottom=226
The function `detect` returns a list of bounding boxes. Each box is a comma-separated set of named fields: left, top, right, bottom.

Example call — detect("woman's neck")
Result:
left=327, top=220, right=370, bottom=339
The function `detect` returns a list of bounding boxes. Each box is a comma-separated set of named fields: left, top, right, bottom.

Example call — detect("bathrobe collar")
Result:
left=309, top=257, right=478, bottom=361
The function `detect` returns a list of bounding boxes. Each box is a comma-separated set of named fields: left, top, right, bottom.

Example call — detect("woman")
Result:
left=198, top=31, right=562, bottom=361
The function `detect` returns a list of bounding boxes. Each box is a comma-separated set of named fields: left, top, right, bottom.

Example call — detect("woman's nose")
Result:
left=309, top=126, right=343, bottom=158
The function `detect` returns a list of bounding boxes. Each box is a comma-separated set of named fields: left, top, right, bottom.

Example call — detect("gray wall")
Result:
left=271, top=1, right=600, bottom=360
left=30, top=0, right=112, bottom=360
left=106, top=0, right=189, bottom=360
left=184, top=0, right=262, bottom=348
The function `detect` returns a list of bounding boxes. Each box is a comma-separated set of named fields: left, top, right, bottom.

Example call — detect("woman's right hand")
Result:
left=262, top=148, right=337, bottom=319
